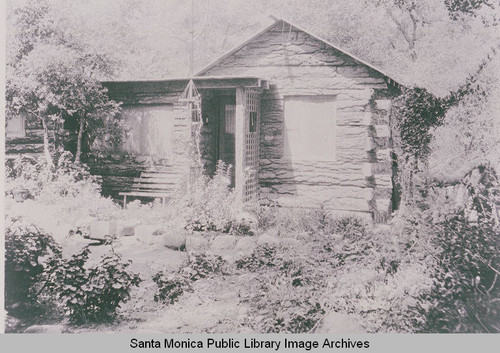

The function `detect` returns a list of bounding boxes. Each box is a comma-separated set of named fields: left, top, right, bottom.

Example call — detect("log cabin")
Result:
left=6, top=17, right=401, bottom=221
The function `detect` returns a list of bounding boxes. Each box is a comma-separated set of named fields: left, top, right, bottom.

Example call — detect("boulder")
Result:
left=163, top=232, right=187, bottom=251
left=116, top=219, right=139, bottom=237
left=317, top=311, right=365, bottom=333
left=235, top=237, right=258, bottom=256
left=24, top=324, right=65, bottom=334
left=185, top=235, right=210, bottom=253
left=256, top=233, right=279, bottom=246
left=90, top=220, right=117, bottom=238
left=4, top=315, right=22, bottom=333
left=211, top=235, right=237, bottom=251
left=135, top=224, right=163, bottom=239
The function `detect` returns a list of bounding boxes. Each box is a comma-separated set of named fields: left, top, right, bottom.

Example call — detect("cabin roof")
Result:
left=102, top=76, right=269, bottom=92
left=194, top=16, right=401, bottom=88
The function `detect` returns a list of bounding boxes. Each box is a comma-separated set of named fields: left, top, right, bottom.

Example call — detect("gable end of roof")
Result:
left=195, top=17, right=401, bottom=88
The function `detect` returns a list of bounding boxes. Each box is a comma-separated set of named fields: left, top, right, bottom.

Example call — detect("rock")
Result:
left=4, top=315, right=22, bottom=333
left=257, top=233, right=279, bottom=246
left=135, top=224, right=163, bottom=238
left=317, top=311, right=365, bottom=333
left=211, top=235, right=237, bottom=251
left=24, top=324, right=65, bottom=334
left=185, top=235, right=210, bottom=253
left=235, top=237, right=258, bottom=256
left=116, top=219, right=139, bottom=237
left=90, top=220, right=117, bottom=238
left=163, top=232, right=186, bottom=250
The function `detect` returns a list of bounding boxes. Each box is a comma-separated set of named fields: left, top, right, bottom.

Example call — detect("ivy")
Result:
left=394, top=87, right=448, bottom=163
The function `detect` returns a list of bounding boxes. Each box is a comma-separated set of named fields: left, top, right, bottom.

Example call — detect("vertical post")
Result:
left=189, top=0, right=194, bottom=76
left=235, top=87, right=246, bottom=203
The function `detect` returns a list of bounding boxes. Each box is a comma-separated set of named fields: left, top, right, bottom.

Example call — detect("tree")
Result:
left=6, top=0, right=122, bottom=166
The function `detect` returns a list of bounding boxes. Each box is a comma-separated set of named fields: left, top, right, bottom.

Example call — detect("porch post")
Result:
left=235, top=86, right=246, bottom=203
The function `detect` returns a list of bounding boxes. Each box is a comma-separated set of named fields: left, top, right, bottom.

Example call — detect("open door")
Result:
left=217, top=96, right=236, bottom=187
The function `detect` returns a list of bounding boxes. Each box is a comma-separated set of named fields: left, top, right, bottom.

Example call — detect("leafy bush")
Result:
left=5, top=220, right=61, bottom=316
left=179, top=161, right=240, bottom=233
left=5, top=155, right=50, bottom=198
left=152, top=272, right=190, bottom=304
left=421, top=166, right=500, bottom=333
left=41, top=247, right=142, bottom=324
left=236, top=244, right=325, bottom=333
left=37, top=151, right=101, bottom=203
left=5, top=152, right=103, bottom=203
left=153, top=254, right=226, bottom=304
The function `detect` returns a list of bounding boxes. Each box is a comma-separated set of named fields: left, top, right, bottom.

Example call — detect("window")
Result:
left=283, top=95, right=337, bottom=161
left=120, top=104, right=175, bottom=157
left=6, top=113, right=26, bottom=138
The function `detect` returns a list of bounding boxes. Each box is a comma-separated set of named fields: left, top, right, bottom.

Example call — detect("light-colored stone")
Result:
left=163, top=232, right=186, bottom=250
left=90, top=220, right=117, bottom=239
left=318, top=312, right=365, bottom=333
left=211, top=235, right=238, bottom=251
left=24, top=325, right=65, bottom=334
left=257, top=233, right=279, bottom=246
left=235, top=237, right=258, bottom=256
left=135, top=224, right=163, bottom=238
left=116, top=219, right=138, bottom=237
left=186, top=235, right=210, bottom=252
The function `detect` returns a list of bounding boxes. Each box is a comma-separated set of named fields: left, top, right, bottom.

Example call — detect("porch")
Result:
left=98, top=77, right=268, bottom=203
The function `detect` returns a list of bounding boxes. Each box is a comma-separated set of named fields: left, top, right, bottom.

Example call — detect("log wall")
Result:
left=201, top=22, right=398, bottom=220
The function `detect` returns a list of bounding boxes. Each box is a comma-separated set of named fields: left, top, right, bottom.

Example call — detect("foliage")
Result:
left=429, top=52, right=500, bottom=182
left=5, top=152, right=105, bottom=205
left=153, top=254, right=226, bottom=304
left=41, top=247, right=142, bottom=324
left=4, top=220, right=61, bottom=316
left=5, top=155, right=50, bottom=198
left=445, top=0, right=498, bottom=21
left=393, top=87, right=448, bottom=164
left=152, top=272, right=190, bottom=305
left=181, top=161, right=240, bottom=233
left=6, top=0, right=122, bottom=165
left=236, top=243, right=325, bottom=333
left=419, top=166, right=500, bottom=332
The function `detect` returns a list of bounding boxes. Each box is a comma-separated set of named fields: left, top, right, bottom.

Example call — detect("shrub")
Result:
left=41, top=247, right=142, bottom=324
left=152, top=272, right=190, bottom=304
left=37, top=151, right=102, bottom=203
left=5, top=220, right=61, bottom=316
left=153, top=254, right=226, bottom=304
left=5, top=155, right=49, bottom=198
left=180, top=161, right=240, bottom=233
left=236, top=244, right=325, bottom=333
left=421, top=166, right=500, bottom=332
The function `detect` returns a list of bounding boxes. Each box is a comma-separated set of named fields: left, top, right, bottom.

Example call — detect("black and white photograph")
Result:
left=2, top=0, right=500, bottom=340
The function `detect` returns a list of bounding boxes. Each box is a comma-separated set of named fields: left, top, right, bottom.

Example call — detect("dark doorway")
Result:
left=217, top=95, right=236, bottom=187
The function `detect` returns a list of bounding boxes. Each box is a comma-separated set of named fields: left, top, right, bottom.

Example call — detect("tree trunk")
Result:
left=41, top=117, right=54, bottom=169
left=75, top=118, right=85, bottom=164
